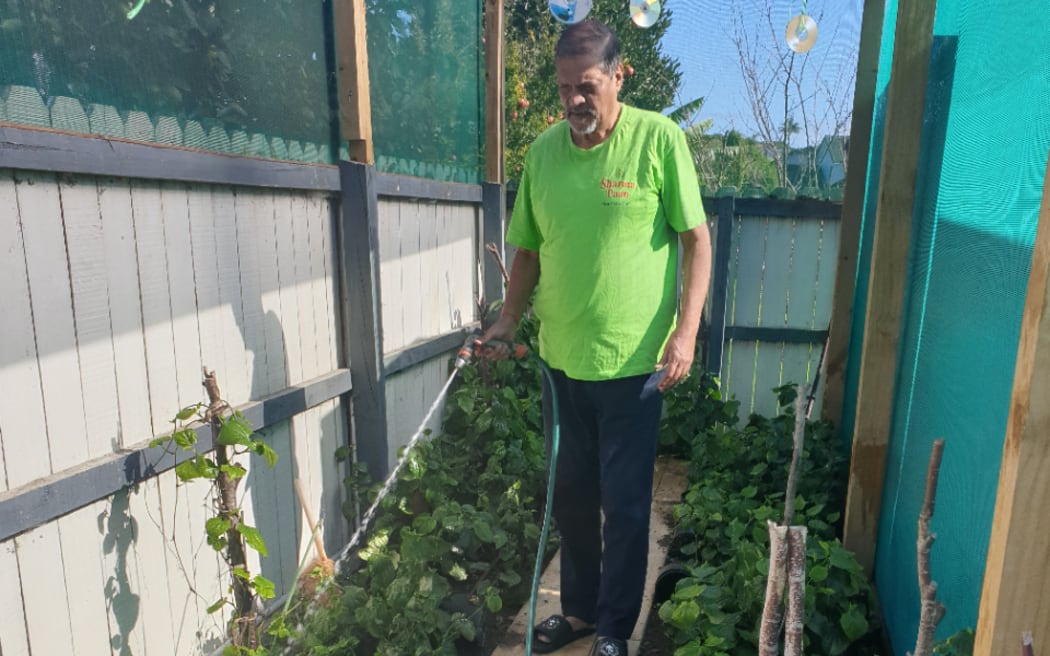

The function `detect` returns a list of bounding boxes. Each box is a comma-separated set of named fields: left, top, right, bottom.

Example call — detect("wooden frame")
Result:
left=841, top=0, right=938, bottom=573
left=334, top=0, right=374, bottom=163
left=484, top=0, right=505, bottom=185
left=974, top=155, right=1050, bottom=655
left=822, top=0, right=887, bottom=429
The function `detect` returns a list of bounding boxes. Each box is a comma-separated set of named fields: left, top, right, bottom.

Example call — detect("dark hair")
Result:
left=554, top=20, right=621, bottom=74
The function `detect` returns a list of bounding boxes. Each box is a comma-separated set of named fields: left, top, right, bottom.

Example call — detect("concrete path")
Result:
left=490, top=457, right=688, bottom=656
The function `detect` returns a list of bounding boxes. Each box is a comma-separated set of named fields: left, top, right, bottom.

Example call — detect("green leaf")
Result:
left=236, top=524, right=268, bottom=557
left=674, top=640, right=703, bottom=656
left=253, top=442, right=279, bottom=467
left=829, top=544, right=858, bottom=571
left=809, top=565, right=829, bottom=582
left=839, top=604, right=869, bottom=641
left=472, top=518, right=494, bottom=543
left=252, top=575, right=276, bottom=599
left=220, top=464, right=247, bottom=480
left=206, top=598, right=227, bottom=614
left=412, top=515, right=437, bottom=535
left=449, top=563, right=468, bottom=581
left=205, top=517, right=231, bottom=551
left=218, top=416, right=253, bottom=447
left=670, top=600, right=700, bottom=627
left=455, top=615, right=477, bottom=642
left=675, top=584, right=705, bottom=599
left=172, top=429, right=197, bottom=450
left=175, top=404, right=199, bottom=421
left=175, top=456, right=215, bottom=482
left=740, top=485, right=758, bottom=499
left=485, top=592, right=502, bottom=613
left=232, top=566, right=251, bottom=580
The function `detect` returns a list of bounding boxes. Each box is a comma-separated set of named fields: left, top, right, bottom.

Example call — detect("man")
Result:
left=482, top=19, right=711, bottom=656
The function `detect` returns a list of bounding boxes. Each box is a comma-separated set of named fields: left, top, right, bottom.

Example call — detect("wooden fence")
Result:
left=704, top=197, right=841, bottom=419
left=0, top=119, right=502, bottom=655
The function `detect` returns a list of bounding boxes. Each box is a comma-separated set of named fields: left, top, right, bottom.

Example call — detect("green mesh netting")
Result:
left=0, top=0, right=336, bottom=163
left=365, top=0, right=485, bottom=184
left=842, top=2, right=1050, bottom=652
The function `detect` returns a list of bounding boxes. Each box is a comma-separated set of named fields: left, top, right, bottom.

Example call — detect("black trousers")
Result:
left=542, top=368, right=664, bottom=640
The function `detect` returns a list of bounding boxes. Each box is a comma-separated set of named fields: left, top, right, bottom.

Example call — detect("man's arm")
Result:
left=658, top=224, right=713, bottom=391
left=480, top=248, right=540, bottom=355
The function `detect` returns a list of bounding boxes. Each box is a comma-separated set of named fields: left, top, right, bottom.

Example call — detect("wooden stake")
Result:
left=334, top=0, right=374, bottom=163
left=975, top=155, right=1050, bottom=655
left=759, top=521, right=789, bottom=656
left=783, top=386, right=807, bottom=526
left=908, top=438, right=946, bottom=656
left=784, top=526, right=808, bottom=656
left=483, top=0, right=505, bottom=183
left=842, top=0, right=939, bottom=573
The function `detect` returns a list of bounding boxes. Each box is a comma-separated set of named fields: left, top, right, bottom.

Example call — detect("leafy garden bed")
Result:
left=243, top=327, right=889, bottom=655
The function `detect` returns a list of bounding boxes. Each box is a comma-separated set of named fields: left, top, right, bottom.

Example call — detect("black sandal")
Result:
left=531, top=615, right=596, bottom=653
left=590, top=636, right=629, bottom=656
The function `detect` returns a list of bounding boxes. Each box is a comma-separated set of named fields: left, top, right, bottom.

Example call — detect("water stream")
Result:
left=334, top=367, right=461, bottom=564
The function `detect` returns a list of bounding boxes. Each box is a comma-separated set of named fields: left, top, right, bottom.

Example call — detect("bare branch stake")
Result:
left=910, top=438, right=947, bottom=656
left=759, top=520, right=789, bottom=656
left=783, top=385, right=807, bottom=526
left=784, top=526, right=808, bottom=656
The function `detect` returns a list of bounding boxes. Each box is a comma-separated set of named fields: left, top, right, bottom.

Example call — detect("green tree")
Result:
left=503, top=0, right=683, bottom=181
left=694, top=130, right=779, bottom=193
left=366, top=0, right=485, bottom=177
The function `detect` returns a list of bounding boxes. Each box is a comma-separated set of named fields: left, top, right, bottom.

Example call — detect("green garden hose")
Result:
left=525, top=356, right=560, bottom=656
left=470, top=338, right=560, bottom=655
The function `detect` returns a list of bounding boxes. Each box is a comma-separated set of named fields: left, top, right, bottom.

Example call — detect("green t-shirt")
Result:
left=507, top=104, right=705, bottom=381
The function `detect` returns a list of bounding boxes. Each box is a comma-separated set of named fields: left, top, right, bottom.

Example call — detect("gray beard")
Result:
left=569, top=115, right=598, bottom=136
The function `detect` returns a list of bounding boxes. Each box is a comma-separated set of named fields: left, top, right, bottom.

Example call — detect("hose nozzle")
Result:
left=454, top=334, right=478, bottom=370
left=454, top=334, right=529, bottom=370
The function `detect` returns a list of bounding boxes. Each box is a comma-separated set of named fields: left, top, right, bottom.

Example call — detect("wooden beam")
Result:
left=334, top=0, right=374, bottom=164
left=484, top=0, right=505, bottom=184
left=974, top=155, right=1050, bottom=656
left=841, top=0, right=937, bottom=574
left=821, top=0, right=886, bottom=430
left=704, top=197, right=734, bottom=376
left=338, top=161, right=387, bottom=480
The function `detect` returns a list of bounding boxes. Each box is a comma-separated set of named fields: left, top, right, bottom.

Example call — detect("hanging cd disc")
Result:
left=785, top=14, right=818, bottom=53
left=548, top=0, right=593, bottom=24
left=629, top=0, right=661, bottom=28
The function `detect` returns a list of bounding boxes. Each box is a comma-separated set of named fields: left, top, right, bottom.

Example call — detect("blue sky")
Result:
left=657, top=0, right=864, bottom=144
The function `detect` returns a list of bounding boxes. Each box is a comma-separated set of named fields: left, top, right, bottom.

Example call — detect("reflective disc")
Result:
left=785, top=14, right=819, bottom=53
left=629, top=0, right=661, bottom=28
left=548, top=0, right=593, bottom=24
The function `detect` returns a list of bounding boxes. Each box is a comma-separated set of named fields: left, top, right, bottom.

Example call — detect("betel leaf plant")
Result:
left=149, top=370, right=279, bottom=652
left=255, top=313, right=551, bottom=655
left=657, top=383, right=883, bottom=656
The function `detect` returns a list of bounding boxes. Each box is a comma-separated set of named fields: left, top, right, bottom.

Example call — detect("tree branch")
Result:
left=909, top=438, right=947, bottom=656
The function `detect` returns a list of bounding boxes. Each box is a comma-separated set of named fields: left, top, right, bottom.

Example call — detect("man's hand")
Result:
left=479, top=314, right=519, bottom=360
left=657, top=327, right=696, bottom=391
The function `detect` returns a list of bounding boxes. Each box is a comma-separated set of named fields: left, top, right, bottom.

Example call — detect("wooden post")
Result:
left=481, top=0, right=506, bottom=311
left=334, top=0, right=374, bottom=164
left=821, top=0, right=886, bottom=430
left=841, top=0, right=937, bottom=574
left=338, top=161, right=388, bottom=480
left=705, top=196, right=734, bottom=375
left=974, top=155, right=1050, bottom=656
left=482, top=183, right=506, bottom=307
left=484, top=0, right=505, bottom=184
